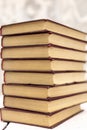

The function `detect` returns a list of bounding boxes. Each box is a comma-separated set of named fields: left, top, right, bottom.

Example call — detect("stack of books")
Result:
left=1, top=19, right=87, bottom=128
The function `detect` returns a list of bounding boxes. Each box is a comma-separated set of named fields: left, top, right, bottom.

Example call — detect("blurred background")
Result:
left=0, top=0, right=87, bottom=32
left=0, top=0, right=87, bottom=94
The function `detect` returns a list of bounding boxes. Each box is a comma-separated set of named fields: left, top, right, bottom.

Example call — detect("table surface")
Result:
left=0, top=95, right=87, bottom=130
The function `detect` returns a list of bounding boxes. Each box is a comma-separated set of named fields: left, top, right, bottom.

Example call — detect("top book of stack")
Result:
left=1, top=19, right=87, bottom=41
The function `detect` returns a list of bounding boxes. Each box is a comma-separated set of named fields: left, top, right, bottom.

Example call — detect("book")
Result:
left=2, top=32, right=87, bottom=51
left=3, top=93, right=87, bottom=113
left=1, top=45, right=87, bottom=62
left=2, top=59, right=86, bottom=72
left=1, top=105, right=82, bottom=128
left=2, top=82, right=87, bottom=99
left=3, top=112, right=87, bottom=130
left=4, top=71, right=87, bottom=85
left=1, top=19, right=87, bottom=41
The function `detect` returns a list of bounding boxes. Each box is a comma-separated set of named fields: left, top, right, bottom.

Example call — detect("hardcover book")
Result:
left=3, top=93, right=87, bottom=113
left=4, top=71, right=87, bottom=85
left=2, top=32, right=87, bottom=51
left=1, top=105, right=82, bottom=128
left=2, top=59, right=86, bottom=72
left=1, top=19, right=87, bottom=129
left=2, top=82, right=87, bottom=99
left=1, top=19, right=87, bottom=42
left=1, top=45, right=87, bottom=62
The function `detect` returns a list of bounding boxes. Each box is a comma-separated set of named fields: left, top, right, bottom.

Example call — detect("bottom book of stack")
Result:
left=1, top=82, right=87, bottom=128
left=1, top=105, right=82, bottom=128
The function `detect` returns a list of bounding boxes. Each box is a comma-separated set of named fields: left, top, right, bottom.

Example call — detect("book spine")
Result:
left=0, top=108, right=3, bottom=121
left=1, top=48, right=3, bottom=59
left=1, top=36, right=4, bottom=47
left=2, top=84, right=4, bottom=95
left=4, top=71, right=6, bottom=83
left=1, top=60, right=3, bottom=70
left=0, top=27, right=2, bottom=36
